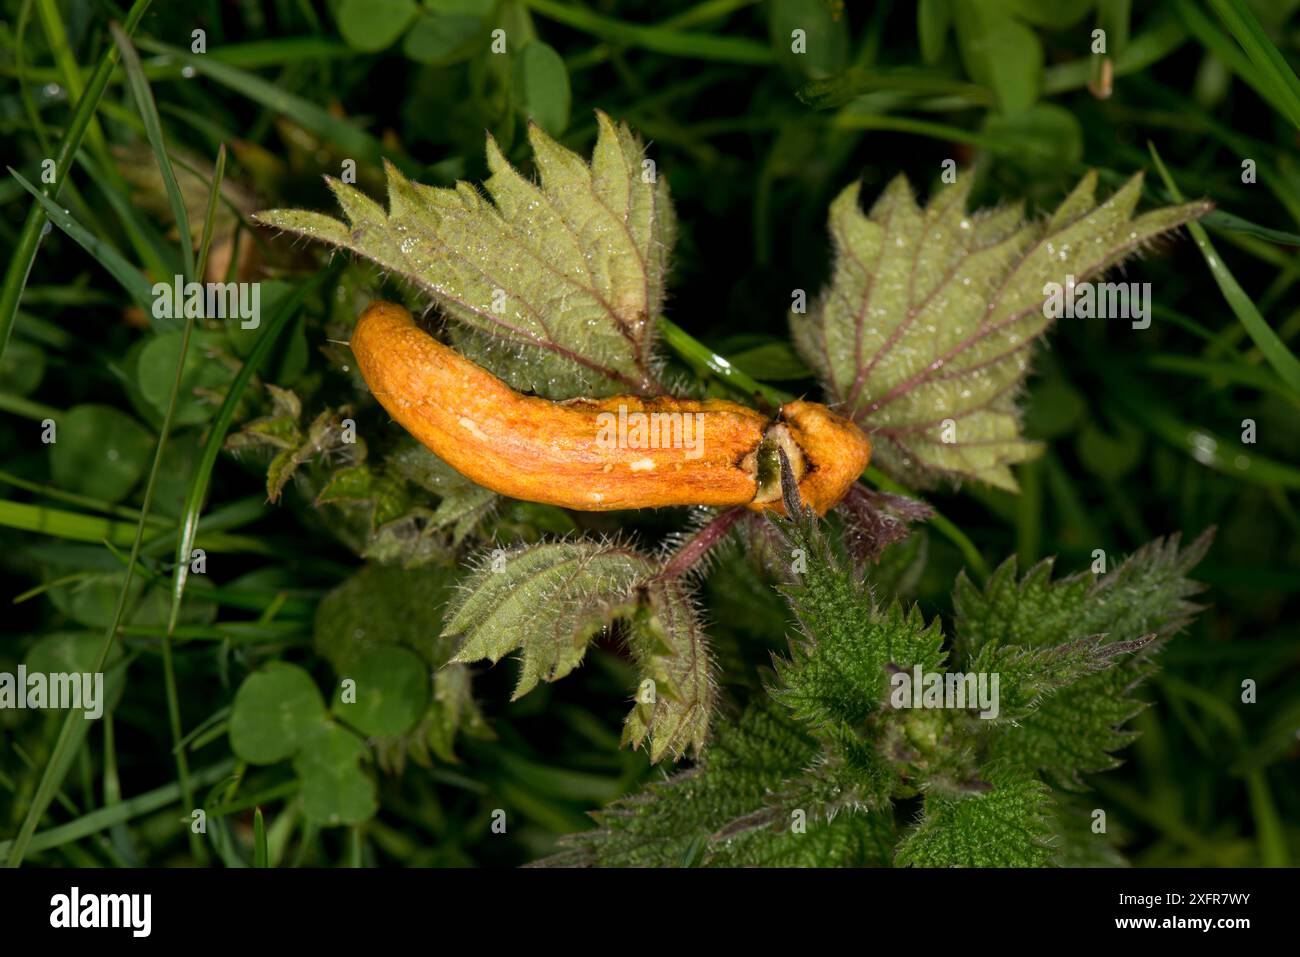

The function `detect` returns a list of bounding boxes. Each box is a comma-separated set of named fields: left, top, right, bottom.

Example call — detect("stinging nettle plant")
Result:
left=254, top=112, right=1213, bottom=863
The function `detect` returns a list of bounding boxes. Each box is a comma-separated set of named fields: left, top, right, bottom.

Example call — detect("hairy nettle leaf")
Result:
left=441, top=541, right=714, bottom=760
left=538, top=698, right=893, bottom=868
left=794, top=172, right=1209, bottom=490
left=621, top=580, right=716, bottom=762
left=957, top=532, right=1212, bottom=783
left=255, top=111, right=674, bottom=398
left=894, top=764, right=1054, bottom=867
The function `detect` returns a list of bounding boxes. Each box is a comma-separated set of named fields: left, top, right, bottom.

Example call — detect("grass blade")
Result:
left=1206, top=0, right=1300, bottom=134
left=0, top=0, right=154, bottom=363
left=111, top=23, right=195, bottom=280
left=6, top=169, right=155, bottom=314
left=194, top=144, right=228, bottom=281
left=167, top=261, right=338, bottom=634
left=134, top=38, right=419, bottom=176
left=1148, top=142, right=1300, bottom=395
left=253, top=808, right=269, bottom=867
left=0, top=762, right=234, bottom=860
left=524, top=0, right=773, bottom=63
left=158, top=143, right=228, bottom=863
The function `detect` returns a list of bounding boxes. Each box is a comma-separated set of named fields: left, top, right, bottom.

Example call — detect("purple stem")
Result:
left=658, top=506, right=748, bottom=580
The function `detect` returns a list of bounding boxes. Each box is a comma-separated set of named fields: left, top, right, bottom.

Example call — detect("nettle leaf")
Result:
left=542, top=698, right=892, bottom=868
left=954, top=530, right=1212, bottom=657
left=539, top=700, right=806, bottom=867
left=771, top=502, right=946, bottom=735
left=316, top=462, right=411, bottom=528
left=1049, top=793, right=1129, bottom=868
left=794, top=172, right=1209, bottom=490
left=895, top=764, right=1054, bottom=867
left=989, top=662, right=1155, bottom=783
left=955, top=532, right=1212, bottom=782
left=621, top=580, right=717, bottom=762
left=255, top=111, right=675, bottom=398
left=443, top=541, right=655, bottom=699
left=386, top=441, right=497, bottom=544
left=970, top=632, right=1155, bottom=725
left=445, top=541, right=716, bottom=760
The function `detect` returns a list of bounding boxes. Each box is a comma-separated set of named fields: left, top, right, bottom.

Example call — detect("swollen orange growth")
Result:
left=350, top=302, right=870, bottom=515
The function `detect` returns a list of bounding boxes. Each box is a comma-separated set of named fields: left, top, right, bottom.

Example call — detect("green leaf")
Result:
left=621, top=580, right=717, bottom=762
left=523, top=0, right=772, bottom=64
left=44, top=567, right=215, bottom=630
left=7, top=169, right=156, bottom=316
left=1049, top=793, right=1129, bottom=867
left=771, top=507, right=946, bottom=734
left=952, top=2, right=1042, bottom=115
left=137, top=330, right=236, bottom=425
left=1205, top=0, right=1300, bottom=134
left=794, top=172, right=1209, bottom=490
left=514, top=41, right=571, bottom=134
left=402, top=10, right=485, bottom=64
left=971, top=632, right=1156, bottom=725
left=316, top=561, right=486, bottom=755
left=110, top=23, right=194, bottom=281
left=332, top=645, right=429, bottom=738
left=954, top=531, right=1212, bottom=657
left=386, top=442, right=497, bottom=544
left=1023, top=375, right=1086, bottom=439
left=255, top=112, right=675, bottom=397
left=955, top=532, right=1212, bottom=780
left=293, top=723, right=378, bottom=826
left=443, top=540, right=656, bottom=699
left=1076, top=419, right=1145, bottom=480
left=48, top=404, right=153, bottom=503
left=229, top=662, right=329, bottom=765
left=426, top=663, right=490, bottom=762
left=0, top=0, right=152, bottom=366
left=0, top=338, right=46, bottom=396
left=707, top=801, right=895, bottom=867
left=896, top=764, right=1054, bottom=867
left=337, top=0, right=418, bottom=52
left=918, top=0, right=952, bottom=64
left=316, top=561, right=461, bottom=672
left=769, top=0, right=850, bottom=79
left=981, top=103, right=1084, bottom=178
left=544, top=698, right=893, bottom=867
left=316, top=463, right=410, bottom=528
left=24, top=631, right=127, bottom=714
left=544, top=699, right=827, bottom=865
left=726, top=340, right=813, bottom=381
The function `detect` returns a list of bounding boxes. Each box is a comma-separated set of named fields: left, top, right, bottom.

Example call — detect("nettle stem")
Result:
left=658, top=506, right=748, bottom=580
